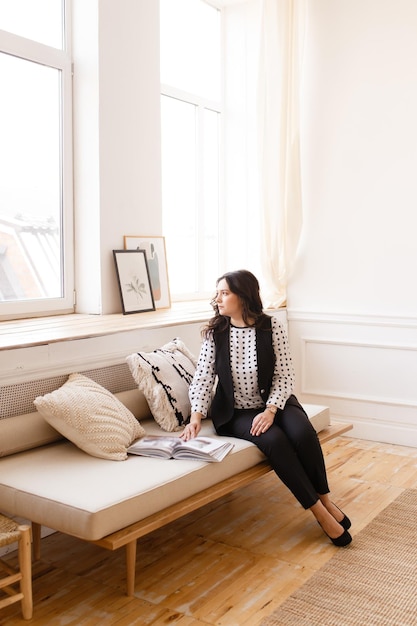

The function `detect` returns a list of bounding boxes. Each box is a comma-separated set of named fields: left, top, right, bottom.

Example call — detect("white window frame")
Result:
left=160, top=0, right=225, bottom=301
left=161, top=83, right=223, bottom=300
left=0, top=2, right=74, bottom=320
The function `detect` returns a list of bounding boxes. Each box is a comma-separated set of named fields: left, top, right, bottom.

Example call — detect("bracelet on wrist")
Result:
left=266, top=405, right=277, bottom=415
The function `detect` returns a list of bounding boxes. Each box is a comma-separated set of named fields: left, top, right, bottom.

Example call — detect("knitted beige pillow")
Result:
left=34, top=373, right=145, bottom=461
left=126, top=338, right=197, bottom=432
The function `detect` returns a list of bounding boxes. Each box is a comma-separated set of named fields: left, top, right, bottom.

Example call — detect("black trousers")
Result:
left=217, top=395, right=330, bottom=509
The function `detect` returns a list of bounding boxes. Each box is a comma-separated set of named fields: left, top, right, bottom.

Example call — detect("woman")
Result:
left=181, top=269, right=352, bottom=547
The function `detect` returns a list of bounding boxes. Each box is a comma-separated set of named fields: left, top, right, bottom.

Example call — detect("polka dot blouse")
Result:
left=189, top=316, right=295, bottom=416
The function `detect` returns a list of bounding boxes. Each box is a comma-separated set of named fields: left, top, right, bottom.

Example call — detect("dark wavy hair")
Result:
left=203, top=269, right=270, bottom=337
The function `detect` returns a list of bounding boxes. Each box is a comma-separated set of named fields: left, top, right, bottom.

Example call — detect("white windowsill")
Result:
left=0, top=301, right=214, bottom=351
left=0, top=301, right=287, bottom=352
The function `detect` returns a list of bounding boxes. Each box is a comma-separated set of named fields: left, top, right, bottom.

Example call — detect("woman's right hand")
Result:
left=180, top=413, right=202, bottom=440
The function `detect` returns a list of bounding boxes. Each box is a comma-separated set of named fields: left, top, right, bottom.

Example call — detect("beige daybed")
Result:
left=0, top=361, right=351, bottom=596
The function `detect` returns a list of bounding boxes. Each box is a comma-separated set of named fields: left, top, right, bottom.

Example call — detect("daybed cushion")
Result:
left=0, top=399, right=330, bottom=543
left=0, top=418, right=265, bottom=541
left=0, top=411, right=62, bottom=457
left=34, top=373, right=145, bottom=461
left=126, top=338, right=197, bottom=432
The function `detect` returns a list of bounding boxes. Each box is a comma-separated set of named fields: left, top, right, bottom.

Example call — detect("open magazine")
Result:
left=127, top=436, right=234, bottom=462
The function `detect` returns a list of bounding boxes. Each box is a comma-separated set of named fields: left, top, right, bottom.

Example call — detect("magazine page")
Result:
left=176, top=437, right=234, bottom=462
left=127, top=435, right=234, bottom=462
left=127, top=436, right=181, bottom=459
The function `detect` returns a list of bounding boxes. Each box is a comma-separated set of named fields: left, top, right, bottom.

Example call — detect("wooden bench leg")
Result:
left=18, top=525, right=33, bottom=620
left=125, top=540, right=137, bottom=597
left=32, top=523, right=41, bottom=561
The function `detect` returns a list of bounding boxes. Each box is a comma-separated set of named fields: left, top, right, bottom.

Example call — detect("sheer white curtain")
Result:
left=257, top=0, right=307, bottom=308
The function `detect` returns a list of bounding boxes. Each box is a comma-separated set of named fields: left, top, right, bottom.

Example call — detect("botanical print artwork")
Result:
left=124, top=236, right=171, bottom=309
left=125, top=275, right=148, bottom=301
left=113, top=250, right=155, bottom=314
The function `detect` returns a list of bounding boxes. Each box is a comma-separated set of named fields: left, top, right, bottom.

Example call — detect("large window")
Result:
left=160, top=0, right=221, bottom=298
left=0, top=0, right=73, bottom=319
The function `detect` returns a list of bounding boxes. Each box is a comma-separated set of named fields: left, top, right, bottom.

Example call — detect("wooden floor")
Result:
left=2, top=435, right=417, bottom=626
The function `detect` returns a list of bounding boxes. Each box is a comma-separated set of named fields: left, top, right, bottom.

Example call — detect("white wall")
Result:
left=288, top=0, right=417, bottom=446
left=73, top=0, right=162, bottom=314
left=291, top=0, right=417, bottom=316
left=0, top=322, right=204, bottom=386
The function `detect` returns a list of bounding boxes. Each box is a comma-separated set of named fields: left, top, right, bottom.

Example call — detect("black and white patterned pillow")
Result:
left=126, top=338, right=197, bottom=431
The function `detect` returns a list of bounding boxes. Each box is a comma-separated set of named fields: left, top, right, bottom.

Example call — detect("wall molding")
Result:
left=300, top=336, right=417, bottom=409
left=288, top=308, right=417, bottom=329
left=288, top=311, right=417, bottom=448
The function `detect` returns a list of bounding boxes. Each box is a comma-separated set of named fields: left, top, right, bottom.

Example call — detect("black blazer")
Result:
left=210, top=317, right=275, bottom=430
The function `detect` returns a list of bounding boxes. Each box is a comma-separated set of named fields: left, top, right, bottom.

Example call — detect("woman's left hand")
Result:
left=250, top=410, right=274, bottom=436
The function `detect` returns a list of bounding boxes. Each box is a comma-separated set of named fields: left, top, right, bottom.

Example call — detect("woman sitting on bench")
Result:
left=181, top=269, right=352, bottom=547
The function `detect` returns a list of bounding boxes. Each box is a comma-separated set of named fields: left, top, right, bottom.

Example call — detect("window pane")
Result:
left=161, top=97, right=220, bottom=297
left=160, top=0, right=222, bottom=299
left=0, top=52, right=62, bottom=301
left=201, top=108, right=219, bottom=292
left=161, top=95, right=198, bottom=294
left=160, top=0, right=221, bottom=101
left=0, top=0, right=63, bottom=49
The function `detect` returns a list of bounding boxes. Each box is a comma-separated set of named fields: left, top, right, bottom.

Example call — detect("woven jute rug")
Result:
left=261, top=489, right=417, bottom=626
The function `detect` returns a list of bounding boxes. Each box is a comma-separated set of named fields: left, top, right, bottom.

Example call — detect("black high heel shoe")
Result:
left=328, top=528, right=352, bottom=547
left=318, top=521, right=352, bottom=547
left=333, top=503, right=351, bottom=531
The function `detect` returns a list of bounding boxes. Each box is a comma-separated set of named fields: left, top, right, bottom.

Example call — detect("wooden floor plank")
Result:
left=2, top=435, right=417, bottom=625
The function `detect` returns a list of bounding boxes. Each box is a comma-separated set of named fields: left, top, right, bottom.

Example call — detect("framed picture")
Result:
left=124, top=235, right=171, bottom=309
left=113, top=250, right=155, bottom=314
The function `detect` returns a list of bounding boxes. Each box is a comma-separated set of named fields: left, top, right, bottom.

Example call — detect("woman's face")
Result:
left=215, top=278, right=243, bottom=322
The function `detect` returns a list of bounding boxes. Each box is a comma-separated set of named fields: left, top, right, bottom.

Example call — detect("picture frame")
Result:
left=124, top=235, right=171, bottom=309
left=113, top=249, right=155, bottom=314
